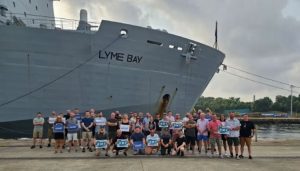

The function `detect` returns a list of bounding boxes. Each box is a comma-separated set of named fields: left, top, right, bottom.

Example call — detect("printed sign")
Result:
left=147, top=138, right=159, bottom=147
left=133, top=141, right=144, bottom=150
left=95, top=140, right=108, bottom=149
left=218, top=126, right=230, bottom=135
left=116, top=139, right=129, bottom=148
left=120, top=124, right=130, bottom=132
left=68, top=123, right=78, bottom=131
left=171, top=122, right=183, bottom=129
left=48, top=117, right=56, bottom=124
left=53, top=123, right=64, bottom=133
left=94, top=118, right=106, bottom=126
left=158, top=120, right=169, bottom=128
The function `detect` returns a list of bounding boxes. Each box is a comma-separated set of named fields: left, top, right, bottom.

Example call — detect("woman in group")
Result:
left=53, top=116, right=65, bottom=153
left=120, top=114, right=131, bottom=138
left=94, top=127, right=109, bottom=156
left=220, top=114, right=228, bottom=156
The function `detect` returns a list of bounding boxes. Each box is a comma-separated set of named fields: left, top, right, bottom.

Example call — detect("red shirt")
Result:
left=208, top=120, right=221, bottom=138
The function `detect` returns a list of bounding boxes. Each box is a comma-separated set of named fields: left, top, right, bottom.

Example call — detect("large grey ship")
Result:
left=0, top=0, right=225, bottom=137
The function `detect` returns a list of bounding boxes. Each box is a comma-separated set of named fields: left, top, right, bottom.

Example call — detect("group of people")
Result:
left=31, top=109, right=255, bottom=159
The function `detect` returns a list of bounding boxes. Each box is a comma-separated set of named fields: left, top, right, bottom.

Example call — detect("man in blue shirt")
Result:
left=81, top=111, right=94, bottom=152
left=130, top=126, right=146, bottom=155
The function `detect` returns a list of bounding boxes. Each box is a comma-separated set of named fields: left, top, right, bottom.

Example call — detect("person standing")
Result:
left=207, top=114, right=223, bottom=158
left=225, top=112, right=241, bottom=159
left=53, top=116, right=65, bottom=153
left=47, top=111, right=57, bottom=147
left=81, top=111, right=94, bottom=152
left=94, top=112, right=107, bottom=133
left=31, top=112, right=45, bottom=149
left=184, top=114, right=196, bottom=154
left=107, top=112, right=119, bottom=145
left=196, top=113, right=209, bottom=155
left=220, top=114, right=228, bottom=156
left=66, top=111, right=79, bottom=152
left=240, top=114, right=255, bottom=159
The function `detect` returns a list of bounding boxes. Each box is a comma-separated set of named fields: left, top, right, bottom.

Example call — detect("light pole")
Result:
left=290, top=85, right=294, bottom=117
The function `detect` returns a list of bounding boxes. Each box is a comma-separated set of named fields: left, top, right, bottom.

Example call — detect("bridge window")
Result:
left=177, top=47, right=183, bottom=51
left=147, top=40, right=163, bottom=46
left=169, top=45, right=175, bottom=49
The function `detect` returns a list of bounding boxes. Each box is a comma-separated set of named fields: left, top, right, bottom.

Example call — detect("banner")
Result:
left=116, top=139, right=129, bottom=148
left=48, top=117, right=56, bottom=124
left=218, top=126, right=230, bottom=135
left=158, top=120, right=169, bottom=128
left=133, top=141, right=144, bottom=150
left=53, top=123, right=64, bottom=133
left=120, top=124, right=130, bottom=132
left=95, top=140, right=108, bottom=149
left=94, top=118, right=106, bottom=126
left=171, top=122, right=183, bottom=129
left=147, top=138, right=159, bottom=147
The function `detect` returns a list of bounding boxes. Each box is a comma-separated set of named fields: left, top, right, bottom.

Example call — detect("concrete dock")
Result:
left=0, top=139, right=299, bottom=171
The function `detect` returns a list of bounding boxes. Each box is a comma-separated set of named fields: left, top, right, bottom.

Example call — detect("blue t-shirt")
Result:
left=81, top=118, right=94, bottom=131
left=130, top=132, right=145, bottom=142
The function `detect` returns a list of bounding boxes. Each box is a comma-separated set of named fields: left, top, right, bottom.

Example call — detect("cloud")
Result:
left=53, top=0, right=300, bottom=101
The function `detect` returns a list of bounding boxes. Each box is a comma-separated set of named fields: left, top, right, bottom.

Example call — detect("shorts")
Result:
left=197, top=134, right=208, bottom=141
left=33, top=128, right=43, bottom=138
left=227, top=137, right=240, bottom=146
left=209, top=138, right=222, bottom=147
left=185, top=136, right=196, bottom=146
left=67, top=133, right=78, bottom=141
left=221, top=134, right=227, bottom=141
left=82, top=131, right=92, bottom=139
left=54, top=133, right=64, bottom=140
left=240, top=137, right=252, bottom=146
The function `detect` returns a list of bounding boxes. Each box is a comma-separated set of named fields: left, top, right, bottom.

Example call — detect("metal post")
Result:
left=255, top=124, right=258, bottom=142
left=291, top=85, right=294, bottom=118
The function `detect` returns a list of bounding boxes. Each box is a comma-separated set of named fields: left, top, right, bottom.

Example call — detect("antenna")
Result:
left=213, top=21, right=218, bottom=49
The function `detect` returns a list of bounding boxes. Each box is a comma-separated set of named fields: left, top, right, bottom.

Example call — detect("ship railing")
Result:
left=4, top=12, right=100, bottom=31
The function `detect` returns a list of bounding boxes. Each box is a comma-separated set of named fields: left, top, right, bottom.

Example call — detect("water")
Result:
left=257, top=124, right=300, bottom=141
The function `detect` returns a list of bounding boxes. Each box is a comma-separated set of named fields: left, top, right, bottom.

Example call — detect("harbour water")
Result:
left=257, top=124, right=300, bottom=141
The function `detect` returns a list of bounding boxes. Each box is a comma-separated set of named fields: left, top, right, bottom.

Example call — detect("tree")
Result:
left=253, top=97, right=273, bottom=112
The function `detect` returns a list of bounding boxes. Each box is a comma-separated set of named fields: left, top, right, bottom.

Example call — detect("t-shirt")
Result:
left=130, top=132, right=145, bottom=142
left=208, top=120, right=222, bottom=138
left=153, top=119, right=161, bottom=131
left=146, top=134, right=160, bottom=146
left=81, top=117, right=94, bottom=131
left=33, top=117, right=44, bottom=129
left=95, top=133, right=108, bottom=140
left=107, top=118, right=119, bottom=133
left=240, top=121, right=255, bottom=137
left=175, top=136, right=186, bottom=146
left=225, top=118, right=241, bottom=137
left=196, top=119, right=209, bottom=136
left=66, top=118, right=78, bottom=133
left=185, top=120, right=196, bottom=137
left=161, top=134, right=171, bottom=144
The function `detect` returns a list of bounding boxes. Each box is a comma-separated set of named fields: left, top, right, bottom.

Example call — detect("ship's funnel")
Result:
left=80, top=9, right=88, bottom=23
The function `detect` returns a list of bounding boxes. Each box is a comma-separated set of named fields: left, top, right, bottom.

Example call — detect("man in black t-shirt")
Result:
left=240, top=115, right=255, bottom=159
left=107, top=112, right=119, bottom=143
left=160, top=130, right=172, bottom=155
left=174, top=130, right=186, bottom=157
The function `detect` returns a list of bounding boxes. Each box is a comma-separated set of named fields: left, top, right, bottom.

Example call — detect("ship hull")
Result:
left=0, top=21, right=224, bottom=138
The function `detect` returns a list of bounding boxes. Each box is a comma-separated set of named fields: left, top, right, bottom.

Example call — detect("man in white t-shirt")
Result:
left=196, top=113, right=209, bottom=154
left=145, top=128, right=160, bottom=155
left=225, top=112, right=241, bottom=159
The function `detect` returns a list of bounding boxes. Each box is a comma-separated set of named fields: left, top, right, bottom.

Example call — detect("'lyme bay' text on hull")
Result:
left=99, top=50, right=143, bottom=63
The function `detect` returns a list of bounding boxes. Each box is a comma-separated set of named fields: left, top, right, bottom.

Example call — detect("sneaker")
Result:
left=239, top=155, right=244, bottom=159
left=123, top=152, right=127, bottom=156
left=230, top=153, right=234, bottom=158
left=89, top=148, right=93, bottom=152
left=236, top=155, right=240, bottom=160
left=82, top=148, right=85, bottom=152
left=219, top=154, right=224, bottom=159
left=67, top=148, right=71, bottom=152
left=30, top=145, right=35, bottom=149
left=249, top=155, right=253, bottom=159
left=47, top=144, right=51, bottom=147
left=208, top=153, right=213, bottom=158
left=39, top=145, right=43, bottom=149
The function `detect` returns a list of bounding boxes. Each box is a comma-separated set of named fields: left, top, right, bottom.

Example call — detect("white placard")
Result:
left=120, top=124, right=130, bottom=132
left=95, top=118, right=106, bottom=126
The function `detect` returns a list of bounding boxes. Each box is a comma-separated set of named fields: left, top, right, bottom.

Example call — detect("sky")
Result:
left=53, top=0, right=300, bottom=102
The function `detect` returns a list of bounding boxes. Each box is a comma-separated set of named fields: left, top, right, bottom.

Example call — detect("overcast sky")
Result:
left=53, top=0, right=300, bottom=102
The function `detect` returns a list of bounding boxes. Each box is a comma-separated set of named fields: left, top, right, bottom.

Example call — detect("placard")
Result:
left=53, top=123, right=64, bottom=133
left=158, top=120, right=169, bottom=128
left=116, top=139, right=129, bottom=148
left=48, top=117, right=56, bottom=124
left=94, top=118, right=106, bottom=126
left=171, top=122, right=183, bottom=129
left=133, top=141, right=144, bottom=150
left=68, top=123, right=78, bottom=132
left=147, top=138, right=159, bottom=147
left=218, top=126, right=230, bottom=135
left=95, top=140, right=108, bottom=149
left=120, top=124, right=130, bottom=132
